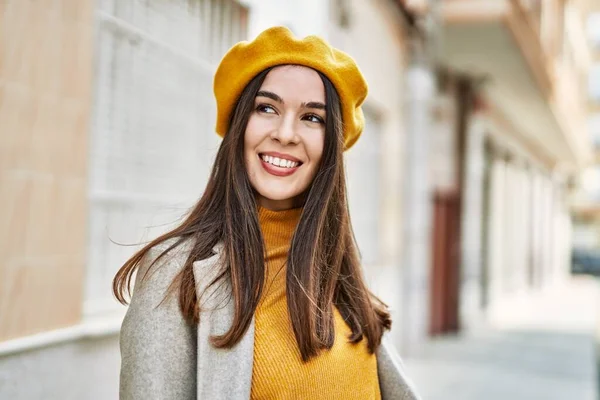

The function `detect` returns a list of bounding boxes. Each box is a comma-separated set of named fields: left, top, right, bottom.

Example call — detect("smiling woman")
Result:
left=112, top=26, right=419, bottom=400
left=245, top=66, right=328, bottom=210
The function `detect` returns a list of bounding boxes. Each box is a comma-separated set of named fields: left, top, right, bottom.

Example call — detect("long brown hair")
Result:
left=113, top=66, right=391, bottom=361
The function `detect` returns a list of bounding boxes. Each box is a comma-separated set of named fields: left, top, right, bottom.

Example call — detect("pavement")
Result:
left=403, top=276, right=600, bottom=400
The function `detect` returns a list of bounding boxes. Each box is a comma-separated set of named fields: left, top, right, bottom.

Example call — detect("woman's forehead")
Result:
left=259, top=65, right=325, bottom=101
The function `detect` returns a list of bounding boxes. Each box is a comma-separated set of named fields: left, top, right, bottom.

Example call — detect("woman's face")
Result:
left=244, top=65, right=326, bottom=211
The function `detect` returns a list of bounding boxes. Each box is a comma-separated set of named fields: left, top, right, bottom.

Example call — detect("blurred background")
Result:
left=2, top=0, right=600, bottom=398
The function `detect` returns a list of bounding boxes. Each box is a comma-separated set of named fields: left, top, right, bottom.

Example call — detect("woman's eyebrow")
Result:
left=302, top=101, right=326, bottom=110
left=257, top=91, right=326, bottom=111
left=256, top=90, right=283, bottom=103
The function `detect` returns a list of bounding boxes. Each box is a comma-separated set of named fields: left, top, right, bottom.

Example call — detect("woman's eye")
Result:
left=304, top=114, right=324, bottom=124
left=257, top=104, right=276, bottom=114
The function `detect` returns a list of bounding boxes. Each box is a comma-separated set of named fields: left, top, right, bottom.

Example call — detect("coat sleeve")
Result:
left=119, top=244, right=197, bottom=400
left=377, top=334, right=421, bottom=400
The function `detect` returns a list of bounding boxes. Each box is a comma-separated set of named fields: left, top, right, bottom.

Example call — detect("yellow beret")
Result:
left=213, top=26, right=368, bottom=151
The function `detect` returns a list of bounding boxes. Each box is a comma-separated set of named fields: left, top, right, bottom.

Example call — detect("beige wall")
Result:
left=327, top=0, right=408, bottom=345
left=329, top=0, right=408, bottom=266
left=0, top=0, right=93, bottom=341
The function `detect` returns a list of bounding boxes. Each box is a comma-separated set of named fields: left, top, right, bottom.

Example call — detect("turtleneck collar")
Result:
left=257, top=206, right=303, bottom=249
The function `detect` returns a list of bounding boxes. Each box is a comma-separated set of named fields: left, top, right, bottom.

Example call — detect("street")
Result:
left=404, top=277, right=599, bottom=400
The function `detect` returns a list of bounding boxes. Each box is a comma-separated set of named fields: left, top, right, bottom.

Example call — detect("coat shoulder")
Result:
left=377, top=334, right=421, bottom=400
left=143, top=237, right=194, bottom=277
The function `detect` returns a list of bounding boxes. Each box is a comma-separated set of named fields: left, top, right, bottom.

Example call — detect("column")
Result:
left=459, top=112, right=486, bottom=329
left=486, top=151, right=507, bottom=311
left=401, top=64, right=435, bottom=355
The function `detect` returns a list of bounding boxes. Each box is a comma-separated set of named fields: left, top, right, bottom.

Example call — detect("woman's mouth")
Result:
left=259, top=153, right=302, bottom=177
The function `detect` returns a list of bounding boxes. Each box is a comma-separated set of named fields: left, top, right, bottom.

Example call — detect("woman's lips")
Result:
left=259, top=156, right=300, bottom=177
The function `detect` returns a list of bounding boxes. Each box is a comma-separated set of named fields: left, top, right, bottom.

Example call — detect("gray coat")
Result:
left=119, top=241, right=420, bottom=399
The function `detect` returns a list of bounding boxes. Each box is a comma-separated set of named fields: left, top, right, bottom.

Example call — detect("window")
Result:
left=87, top=0, right=248, bottom=319
left=588, top=113, right=600, bottom=148
left=587, top=13, right=600, bottom=50
left=588, top=63, right=600, bottom=103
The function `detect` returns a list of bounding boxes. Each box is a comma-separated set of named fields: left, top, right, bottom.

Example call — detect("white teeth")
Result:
left=261, top=154, right=299, bottom=169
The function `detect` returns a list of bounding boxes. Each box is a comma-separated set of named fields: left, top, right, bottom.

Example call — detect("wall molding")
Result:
left=0, top=311, right=125, bottom=357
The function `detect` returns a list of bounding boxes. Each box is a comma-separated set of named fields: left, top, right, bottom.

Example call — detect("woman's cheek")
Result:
left=306, top=136, right=325, bottom=173
left=252, top=115, right=276, bottom=134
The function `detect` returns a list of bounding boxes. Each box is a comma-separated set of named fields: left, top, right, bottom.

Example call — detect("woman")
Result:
left=113, top=26, right=419, bottom=400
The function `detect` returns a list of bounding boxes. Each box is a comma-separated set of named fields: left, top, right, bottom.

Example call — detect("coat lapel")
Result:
left=192, top=246, right=255, bottom=399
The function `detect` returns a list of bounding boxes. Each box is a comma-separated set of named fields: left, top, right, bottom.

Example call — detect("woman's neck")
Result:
left=255, top=193, right=306, bottom=211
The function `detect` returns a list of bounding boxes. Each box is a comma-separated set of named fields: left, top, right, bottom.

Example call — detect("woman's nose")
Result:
left=272, top=116, right=298, bottom=145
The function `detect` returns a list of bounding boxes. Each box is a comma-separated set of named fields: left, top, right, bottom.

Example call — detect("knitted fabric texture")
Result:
left=250, top=206, right=381, bottom=399
left=213, top=26, right=368, bottom=150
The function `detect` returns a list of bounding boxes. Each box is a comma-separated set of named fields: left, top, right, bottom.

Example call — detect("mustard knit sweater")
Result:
left=250, top=206, right=381, bottom=400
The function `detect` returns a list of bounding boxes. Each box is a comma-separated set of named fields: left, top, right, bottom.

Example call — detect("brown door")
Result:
left=428, top=77, right=471, bottom=336
left=430, top=190, right=461, bottom=335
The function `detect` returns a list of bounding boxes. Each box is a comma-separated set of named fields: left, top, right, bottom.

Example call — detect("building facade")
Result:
left=401, top=0, right=593, bottom=346
left=572, top=0, right=600, bottom=247
left=0, top=0, right=414, bottom=398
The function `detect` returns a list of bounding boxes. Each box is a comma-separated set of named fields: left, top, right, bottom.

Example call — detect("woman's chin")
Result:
left=256, top=190, right=303, bottom=209
left=260, top=192, right=298, bottom=202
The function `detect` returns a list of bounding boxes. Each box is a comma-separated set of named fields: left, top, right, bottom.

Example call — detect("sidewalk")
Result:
left=403, top=276, right=600, bottom=400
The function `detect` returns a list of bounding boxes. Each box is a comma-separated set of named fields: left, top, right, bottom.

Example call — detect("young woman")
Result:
left=113, top=26, right=419, bottom=400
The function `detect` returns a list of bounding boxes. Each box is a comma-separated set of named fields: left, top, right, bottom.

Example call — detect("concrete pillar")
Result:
left=551, top=178, right=572, bottom=284
left=530, top=170, right=544, bottom=288
left=517, top=166, right=532, bottom=292
left=542, top=176, right=554, bottom=286
left=487, top=154, right=507, bottom=309
left=502, top=162, right=515, bottom=294
left=459, top=113, right=486, bottom=329
left=401, top=64, right=435, bottom=355
left=504, top=160, right=528, bottom=295
left=509, top=163, right=529, bottom=294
